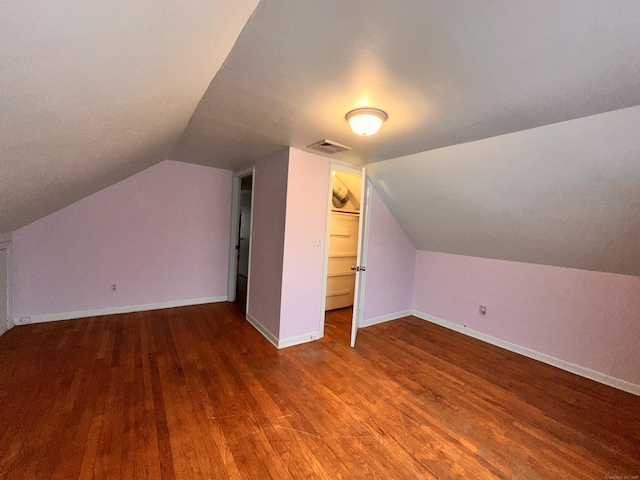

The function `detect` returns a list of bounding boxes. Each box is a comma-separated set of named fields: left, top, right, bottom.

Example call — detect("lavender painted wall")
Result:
left=362, top=188, right=416, bottom=322
left=279, top=149, right=331, bottom=340
left=247, top=149, right=289, bottom=338
left=412, top=251, right=640, bottom=385
left=11, top=160, right=232, bottom=319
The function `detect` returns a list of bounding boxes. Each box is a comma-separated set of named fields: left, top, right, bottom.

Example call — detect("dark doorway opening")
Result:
left=235, top=174, right=252, bottom=312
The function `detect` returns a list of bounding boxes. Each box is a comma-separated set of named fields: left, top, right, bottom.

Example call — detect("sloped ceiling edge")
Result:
left=367, top=106, right=640, bottom=277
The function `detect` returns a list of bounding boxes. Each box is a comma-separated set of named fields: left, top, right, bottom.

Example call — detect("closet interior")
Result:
left=325, top=170, right=362, bottom=311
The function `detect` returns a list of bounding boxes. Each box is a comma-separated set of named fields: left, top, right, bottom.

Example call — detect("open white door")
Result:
left=350, top=174, right=372, bottom=347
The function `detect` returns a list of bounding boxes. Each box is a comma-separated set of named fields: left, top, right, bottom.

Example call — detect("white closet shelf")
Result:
left=326, top=289, right=351, bottom=297
left=331, top=209, right=359, bottom=215
left=327, top=272, right=356, bottom=278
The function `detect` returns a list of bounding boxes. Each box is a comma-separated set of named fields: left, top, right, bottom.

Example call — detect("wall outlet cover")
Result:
left=20, top=316, right=31, bottom=324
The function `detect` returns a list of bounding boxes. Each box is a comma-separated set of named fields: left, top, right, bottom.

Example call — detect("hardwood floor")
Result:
left=235, top=274, right=247, bottom=312
left=0, top=303, right=638, bottom=479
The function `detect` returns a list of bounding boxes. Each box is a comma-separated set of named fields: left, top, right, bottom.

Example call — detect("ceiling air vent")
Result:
left=307, top=139, right=352, bottom=154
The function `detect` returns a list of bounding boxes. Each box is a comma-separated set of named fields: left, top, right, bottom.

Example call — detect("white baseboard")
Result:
left=246, top=313, right=279, bottom=348
left=17, top=296, right=228, bottom=325
left=411, top=310, right=640, bottom=397
left=245, top=313, right=321, bottom=349
left=362, top=310, right=412, bottom=328
left=278, top=331, right=321, bottom=349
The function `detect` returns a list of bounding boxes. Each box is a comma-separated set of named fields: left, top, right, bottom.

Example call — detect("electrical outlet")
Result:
left=20, top=316, right=31, bottom=324
left=479, top=305, right=487, bottom=316
left=111, top=284, right=117, bottom=292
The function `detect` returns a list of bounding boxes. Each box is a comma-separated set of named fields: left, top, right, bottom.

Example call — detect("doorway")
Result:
left=235, top=175, right=253, bottom=311
left=322, top=165, right=370, bottom=347
left=227, top=168, right=254, bottom=314
left=0, top=244, right=9, bottom=338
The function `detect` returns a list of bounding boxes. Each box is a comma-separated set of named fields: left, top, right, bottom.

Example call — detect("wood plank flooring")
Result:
left=0, top=303, right=638, bottom=479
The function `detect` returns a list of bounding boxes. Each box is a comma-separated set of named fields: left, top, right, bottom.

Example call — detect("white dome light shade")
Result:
left=345, top=108, right=388, bottom=136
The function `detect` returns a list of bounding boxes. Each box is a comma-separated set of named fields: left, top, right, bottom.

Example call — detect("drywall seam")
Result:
left=411, top=310, right=640, bottom=397
left=362, top=310, right=412, bottom=328
left=16, top=296, right=227, bottom=325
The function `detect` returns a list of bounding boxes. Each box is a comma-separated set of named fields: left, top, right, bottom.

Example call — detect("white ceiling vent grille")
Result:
left=307, top=139, right=352, bottom=154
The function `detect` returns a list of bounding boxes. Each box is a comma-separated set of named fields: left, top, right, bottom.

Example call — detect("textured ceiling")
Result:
left=0, top=0, right=259, bottom=233
left=3, top=0, right=640, bottom=276
left=174, top=0, right=640, bottom=169
left=368, top=106, right=640, bottom=276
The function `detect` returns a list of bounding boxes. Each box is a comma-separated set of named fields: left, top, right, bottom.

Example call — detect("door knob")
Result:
left=351, top=266, right=357, bottom=271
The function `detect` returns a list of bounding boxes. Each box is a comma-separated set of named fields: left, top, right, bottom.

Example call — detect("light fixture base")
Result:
left=345, top=108, right=388, bottom=136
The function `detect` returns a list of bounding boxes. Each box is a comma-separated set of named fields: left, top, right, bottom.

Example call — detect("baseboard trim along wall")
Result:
left=16, top=296, right=227, bottom=325
left=245, top=313, right=279, bottom=348
left=411, top=310, right=640, bottom=397
left=278, top=331, right=321, bottom=349
left=245, top=313, right=321, bottom=349
left=362, top=310, right=412, bottom=328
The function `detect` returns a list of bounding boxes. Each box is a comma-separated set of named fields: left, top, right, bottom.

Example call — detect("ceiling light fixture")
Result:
left=345, top=108, right=388, bottom=136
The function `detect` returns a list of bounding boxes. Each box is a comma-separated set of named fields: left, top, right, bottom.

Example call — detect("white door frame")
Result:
left=227, top=167, right=255, bottom=314
left=0, top=241, right=11, bottom=335
left=350, top=176, right=372, bottom=347
left=318, top=162, right=372, bottom=346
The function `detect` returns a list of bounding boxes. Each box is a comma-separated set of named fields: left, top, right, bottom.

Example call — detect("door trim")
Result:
left=319, top=163, right=370, bottom=344
left=0, top=242, right=12, bottom=334
left=350, top=177, right=372, bottom=347
left=227, top=167, right=254, bottom=313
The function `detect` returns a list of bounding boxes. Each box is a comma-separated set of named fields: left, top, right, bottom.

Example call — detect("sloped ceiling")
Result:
left=0, top=0, right=259, bottom=233
left=368, top=106, right=640, bottom=277
left=171, top=0, right=640, bottom=276
left=173, top=0, right=640, bottom=169
left=3, top=1, right=640, bottom=276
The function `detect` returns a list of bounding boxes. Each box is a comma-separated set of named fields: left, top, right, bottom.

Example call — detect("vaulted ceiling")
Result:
left=368, top=106, right=640, bottom=276
left=0, top=0, right=259, bottom=233
left=2, top=1, right=639, bottom=274
left=174, top=0, right=640, bottom=169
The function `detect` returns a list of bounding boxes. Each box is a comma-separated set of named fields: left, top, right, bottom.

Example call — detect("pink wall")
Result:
left=362, top=188, right=416, bottom=322
left=279, top=149, right=331, bottom=340
left=412, top=251, right=640, bottom=385
left=11, top=160, right=232, bottom=319
left=247, top=149, right=290, bottom=338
